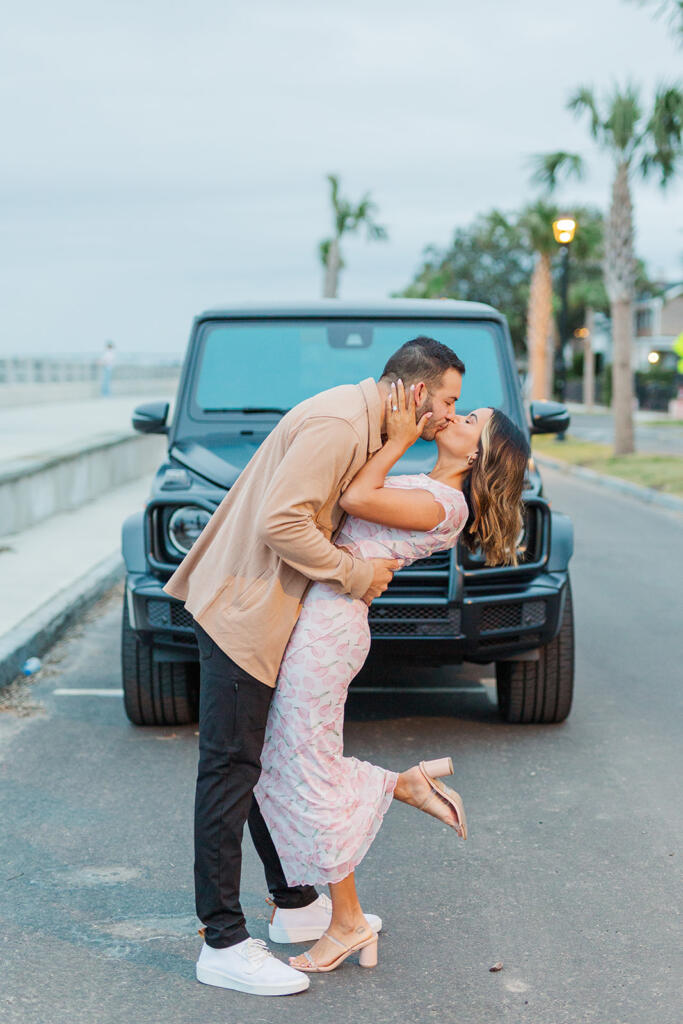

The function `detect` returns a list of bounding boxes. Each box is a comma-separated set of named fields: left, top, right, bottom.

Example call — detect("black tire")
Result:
left=495, top=581, right=574, bottom=724
left=121, top=599, right=199, bottom=726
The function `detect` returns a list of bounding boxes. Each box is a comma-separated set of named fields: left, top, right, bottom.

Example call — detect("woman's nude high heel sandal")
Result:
left=290, top=931, right=379, bottom=973
left=418, top=757, right=468, bottom=839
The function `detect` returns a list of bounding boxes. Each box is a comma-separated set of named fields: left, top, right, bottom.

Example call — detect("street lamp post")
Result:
left=552, top=215, right=576, bottom=440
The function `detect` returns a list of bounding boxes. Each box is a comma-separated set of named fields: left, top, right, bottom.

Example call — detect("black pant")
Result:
left=193, top=620, right=318, bottom=948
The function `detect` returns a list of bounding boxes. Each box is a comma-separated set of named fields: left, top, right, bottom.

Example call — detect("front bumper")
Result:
left=125, top=567, right=570, bottom=665
left=125, top=493, right=571, bottom=664
left=366, top=571, right=569, bottom=662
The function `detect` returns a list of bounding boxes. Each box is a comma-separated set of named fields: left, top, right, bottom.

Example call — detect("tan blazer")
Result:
left=162, top=378, right=383, bottom=686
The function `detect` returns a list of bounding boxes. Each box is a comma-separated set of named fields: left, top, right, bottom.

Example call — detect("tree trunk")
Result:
left=611, top=298, right=635, bottom=455
left=323, top=238, right=341, bottom=298
left=583, top=306, right=595, bottom=411
left=526, top=251, right=553, bottom=400
left=547, top=316, right=559, bottom=400
left=604, top=161, right=636, bottom=455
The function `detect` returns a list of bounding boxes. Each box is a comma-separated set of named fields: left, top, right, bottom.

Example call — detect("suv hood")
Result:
left=169, top=434, right=439, bottom=490
left=170, top=437, right=267, bottom=489
left=169, top=435, right=543, bottom=497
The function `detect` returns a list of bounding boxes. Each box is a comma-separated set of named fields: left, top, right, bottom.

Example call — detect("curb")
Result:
left=535, top=454, right=683, bottom=512
left=0, top=552, right=124, bottom=691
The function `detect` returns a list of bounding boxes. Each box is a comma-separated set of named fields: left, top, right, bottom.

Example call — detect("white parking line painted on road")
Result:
left=53, top=688, right=124, bottom=697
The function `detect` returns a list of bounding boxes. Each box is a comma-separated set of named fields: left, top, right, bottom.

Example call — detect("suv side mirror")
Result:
left=529, top=400, right=570, bottom=435
left=132, top=400, right=169, bottom=434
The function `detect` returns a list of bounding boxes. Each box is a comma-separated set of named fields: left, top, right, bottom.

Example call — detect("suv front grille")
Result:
left=384, top=550, right=451, bottom=599
left=369, top=605, right=461, bottom=638
left=171, top=604, right=195, bottom=629
left=480, top=600, right=546, bottom=633
left=146, top=599, right=194, bottom=630
left=481, top=604, right=522, bottom=631
left=407, top=552, right=451, bottom=572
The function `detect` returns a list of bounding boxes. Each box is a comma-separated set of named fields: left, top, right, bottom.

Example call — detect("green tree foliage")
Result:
left=397, top=211, right=530, bottom=352
left=396, top=206, right=614, bottom=355
left=319, top=174, right=388, bottom=297
left=567, top=80, right=682, bottom=453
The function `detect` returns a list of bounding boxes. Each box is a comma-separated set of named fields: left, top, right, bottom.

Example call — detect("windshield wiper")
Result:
left=203, top=407, right=289, bottom=415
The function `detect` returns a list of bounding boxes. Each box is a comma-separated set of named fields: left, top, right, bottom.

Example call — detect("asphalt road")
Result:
left=567, top=410, right=683, bottom=455
left=2, top=466, right=682, bottom=1024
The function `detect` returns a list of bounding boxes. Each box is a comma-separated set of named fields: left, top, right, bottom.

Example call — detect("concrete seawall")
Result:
left=1, top=432, right=167, bottom=535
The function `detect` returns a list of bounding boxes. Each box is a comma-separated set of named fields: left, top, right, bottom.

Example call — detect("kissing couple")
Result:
left=163, top=335, right=529, bottom=995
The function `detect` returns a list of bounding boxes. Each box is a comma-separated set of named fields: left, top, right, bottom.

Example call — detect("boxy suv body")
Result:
left=121, top=300, right=574, bottom=726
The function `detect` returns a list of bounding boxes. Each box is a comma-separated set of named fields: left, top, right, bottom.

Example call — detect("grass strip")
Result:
left=531, top=435, right=683, bottom=498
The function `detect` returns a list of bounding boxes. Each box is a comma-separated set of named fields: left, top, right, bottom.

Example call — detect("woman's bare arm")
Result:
left=340, top=381, right=446, bottom=531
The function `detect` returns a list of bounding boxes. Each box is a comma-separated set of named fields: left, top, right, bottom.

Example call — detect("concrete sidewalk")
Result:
left=0, top=392, right=177, bottom=687
left=0, top=476, right=151, bottom=688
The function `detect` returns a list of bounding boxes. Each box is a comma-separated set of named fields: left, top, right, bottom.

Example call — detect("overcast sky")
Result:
left=2, top=0, right=681, bottom=358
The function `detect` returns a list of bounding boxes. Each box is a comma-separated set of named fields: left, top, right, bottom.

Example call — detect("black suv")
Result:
left=121, top=300, right=574, bottom=727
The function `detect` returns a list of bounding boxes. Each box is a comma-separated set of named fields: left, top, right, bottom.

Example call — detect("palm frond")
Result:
left=605, top=81, right=642, bottom=155
left=326, top=174, right=340, bottom=212
left=568, top=86, right=602, bottom=140
left=319, top=238, right=332, bottom=267
left=367, top=223, right=388, bottom=241
left=487, top=209, right=514, bottom=232
left=319, top=174, right=387, bottom=286
left=528, top=151, right=585, bottom=193
left=519, top=199, right=561, bottom=254
left=627, top=1, right=683, bottom=42
left=638, top=83, right=683, bottom=185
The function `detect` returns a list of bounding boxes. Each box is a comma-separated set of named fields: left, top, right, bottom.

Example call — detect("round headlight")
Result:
left=168, top=506, right=212, bottom=554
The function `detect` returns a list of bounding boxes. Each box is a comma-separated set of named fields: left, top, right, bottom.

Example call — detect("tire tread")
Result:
left=121, top=600, right=199, bottom=726
left=496, top=582, right=574, bottom=725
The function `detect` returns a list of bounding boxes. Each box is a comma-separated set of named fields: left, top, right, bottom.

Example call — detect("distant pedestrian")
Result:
left=98, top=341, right=115, bottom=397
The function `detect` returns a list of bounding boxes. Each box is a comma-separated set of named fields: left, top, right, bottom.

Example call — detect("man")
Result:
left=163, top=336, right=465, bottom=996
left=98, top=340, right=115, bottom=397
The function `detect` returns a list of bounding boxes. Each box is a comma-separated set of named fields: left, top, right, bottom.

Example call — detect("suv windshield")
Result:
left=191, top=319, right=508, bottom=416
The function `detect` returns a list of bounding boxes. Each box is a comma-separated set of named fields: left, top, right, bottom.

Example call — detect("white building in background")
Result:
left=634, top=283, right=683, bottom=371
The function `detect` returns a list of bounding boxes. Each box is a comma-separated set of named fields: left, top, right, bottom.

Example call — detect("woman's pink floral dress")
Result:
left=254, top=474, right=469, bottom=886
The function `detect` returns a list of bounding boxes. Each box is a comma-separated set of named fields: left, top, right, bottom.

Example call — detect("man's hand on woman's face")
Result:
left=385, top=380, right=433, bottom=451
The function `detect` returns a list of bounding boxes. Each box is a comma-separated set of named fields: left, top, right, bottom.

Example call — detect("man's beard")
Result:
left=417, top=397, right=443, bottom=440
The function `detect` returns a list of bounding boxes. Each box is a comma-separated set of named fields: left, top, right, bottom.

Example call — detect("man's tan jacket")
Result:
left=162, top=378, right=382, bottom=686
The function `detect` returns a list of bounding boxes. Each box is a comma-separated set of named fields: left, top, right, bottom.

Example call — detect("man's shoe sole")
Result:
left=196, top=963, right=309, bottom=995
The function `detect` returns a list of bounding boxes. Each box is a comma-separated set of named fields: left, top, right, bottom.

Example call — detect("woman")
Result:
left=253, top=380, right=530, bottom=973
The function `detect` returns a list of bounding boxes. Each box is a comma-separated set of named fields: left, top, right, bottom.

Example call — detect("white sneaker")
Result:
left=268, top=893, right=383, bottom=944
left=196, top=937, right=309, bottom=995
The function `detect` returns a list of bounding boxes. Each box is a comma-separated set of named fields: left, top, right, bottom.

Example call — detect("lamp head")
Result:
left=553, top=216, right=576, bottom=245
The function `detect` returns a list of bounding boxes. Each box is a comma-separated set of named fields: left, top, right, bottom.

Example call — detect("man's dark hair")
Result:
left=380, top=336, right=465, bottom=389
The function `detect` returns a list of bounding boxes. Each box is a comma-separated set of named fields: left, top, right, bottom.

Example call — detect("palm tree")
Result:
left=518, top=200, right=560, bottom=400
left=524, top=153, right=584, bottom=400
left=320, top=174, right=388, bottom=298
left=566, top=82, right=683, bottom=454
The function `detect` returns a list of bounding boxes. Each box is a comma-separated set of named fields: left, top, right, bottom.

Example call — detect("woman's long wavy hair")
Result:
left=461, top=410, right=531, bottom=566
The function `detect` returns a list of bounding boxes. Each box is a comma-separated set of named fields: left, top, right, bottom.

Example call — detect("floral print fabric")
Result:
left=254, top=474, right=469, bottom=886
